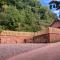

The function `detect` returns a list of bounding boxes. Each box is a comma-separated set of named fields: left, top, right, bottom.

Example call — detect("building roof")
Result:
left=49, top=1, right=60, bottom=10
left=49, top=18, right=60, bottom=27
left=49, top=1, right=60, bottom=4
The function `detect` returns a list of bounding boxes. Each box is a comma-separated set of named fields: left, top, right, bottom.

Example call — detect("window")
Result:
left=49, top=5, right=52, bottom=9
left=49, top=4, right=56, bottom=9
left=53, top=4, right=56, bottom=8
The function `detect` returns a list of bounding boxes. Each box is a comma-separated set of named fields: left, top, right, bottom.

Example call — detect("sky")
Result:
left=40, top=0, right=51, bottom=6
left=40, top=0, right=60, bottom=18
left=40, top=0, right=60, bottom=6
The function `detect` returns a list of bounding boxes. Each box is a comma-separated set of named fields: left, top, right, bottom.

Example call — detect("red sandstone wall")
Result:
left=0, top=31, right=34, bottom=44
left=0, top=29, right=48, bottom=44
left=1, top=27, right=60, bottom=44
left=32, top=29, right=49, bottom=43
left=49, top=27, right=60, bottom=43
left=33, top=34, right=49, bottom=43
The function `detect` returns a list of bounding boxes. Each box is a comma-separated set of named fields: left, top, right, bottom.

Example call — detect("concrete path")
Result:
left=7, top=43, right=60, bottom=60
left=0, top=43, right=47, bottom=60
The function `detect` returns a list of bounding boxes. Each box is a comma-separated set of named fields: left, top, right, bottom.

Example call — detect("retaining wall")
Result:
left=0, top=31, right=34, bottom=44
left=49, top=27, right=60, bottom=43
left=0, top=27, right=60, bottom=44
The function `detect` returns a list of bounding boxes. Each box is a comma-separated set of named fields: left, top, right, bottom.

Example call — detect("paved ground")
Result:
left=7, top=43, right=60, bottom=60
left=0, top=43, right=47, bottom=60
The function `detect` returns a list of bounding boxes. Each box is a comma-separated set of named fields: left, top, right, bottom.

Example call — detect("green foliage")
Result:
left=0, top=0, right=55, bottom=32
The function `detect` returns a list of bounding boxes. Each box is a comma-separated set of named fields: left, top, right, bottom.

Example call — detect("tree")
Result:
left=0, top=0, right=55, bottom=32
